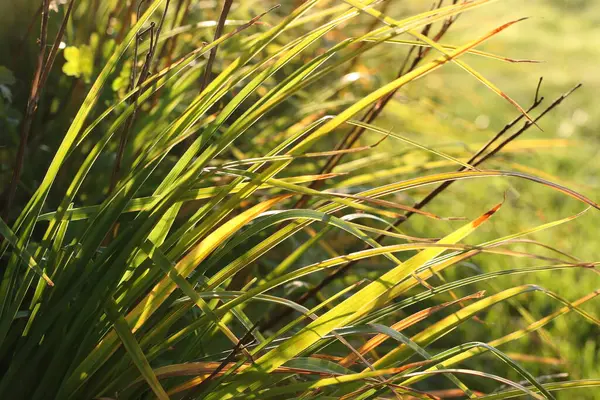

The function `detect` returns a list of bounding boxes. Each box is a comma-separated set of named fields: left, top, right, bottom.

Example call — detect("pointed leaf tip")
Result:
left=472, top=200, right=503, bottom=228
left=44, top=276, right=55, bottom=287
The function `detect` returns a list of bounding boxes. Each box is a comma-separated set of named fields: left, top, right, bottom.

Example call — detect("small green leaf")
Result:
left=0, top=66, right=16, bottom=86
left=62, top=45, right=94, bottom=82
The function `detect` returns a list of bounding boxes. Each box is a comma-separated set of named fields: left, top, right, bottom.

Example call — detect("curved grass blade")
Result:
left=346, top=120, right=477, bottom=170
left=104, top=301, right=169, bottom=400
left=364, top=37, right=542, bottom=63
left=291, top=16, right=531, bottom=153
left=340, top=292, right=485, bottom=367
left=367, top=323, right=479, bottom=399
left=0, top=218, right=53, bottom=286
left=205, top=201, right=503, bottom=399
left=478, top=380, right=600, bottom=399
left=399, top=290, right=600, bottom=388
left=37, top=174, right=335, bottom=222
left=62, top=195, right=289, bottom=396
left=344, top=0, right=539, bottom=128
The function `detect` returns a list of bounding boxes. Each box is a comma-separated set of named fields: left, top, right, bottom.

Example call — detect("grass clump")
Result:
left=0, top=1, right=598, bottom=399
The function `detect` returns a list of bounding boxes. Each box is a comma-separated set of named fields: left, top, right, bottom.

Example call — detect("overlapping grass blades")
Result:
left=0, top=0, right=598, bottom=399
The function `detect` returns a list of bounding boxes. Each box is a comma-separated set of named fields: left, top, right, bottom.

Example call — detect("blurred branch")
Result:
left=2, top=0, right=51, bottom=221
left=39, top=0, right=75, bottom=90
left=109, top=0, right=171, bottom=194
left=394, top=78, right=548, bottom=224
left=184, top=320, right=259, bottom=399
left=200, top=0, right=234, bottom=92
left=154, top=0, right=190, bottom=71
